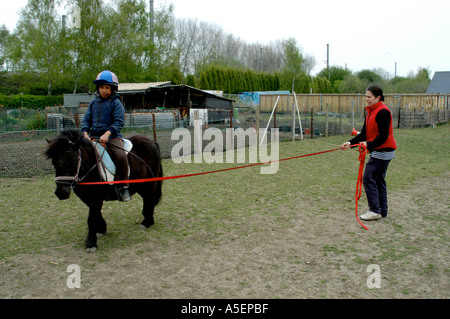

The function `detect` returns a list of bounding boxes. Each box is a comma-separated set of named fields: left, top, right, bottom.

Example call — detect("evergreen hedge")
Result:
left=199, top=66, right=280, bottom=93
left=0, top=94, right=63, bottom=109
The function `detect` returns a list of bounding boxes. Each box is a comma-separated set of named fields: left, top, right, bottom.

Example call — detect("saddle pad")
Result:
left=93, top=139, right=133, bottom=179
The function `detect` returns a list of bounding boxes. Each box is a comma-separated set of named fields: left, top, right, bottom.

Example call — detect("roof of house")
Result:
left=426, top=71, right=450, bottom=93
left=118, top=82, right=172, bottom=93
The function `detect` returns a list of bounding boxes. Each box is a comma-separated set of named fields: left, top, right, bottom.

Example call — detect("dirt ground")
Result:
left=1, top=169, right=448, bottom=301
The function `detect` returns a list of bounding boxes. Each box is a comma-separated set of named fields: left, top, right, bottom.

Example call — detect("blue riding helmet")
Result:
left=93, top=70, right=119, bottom=90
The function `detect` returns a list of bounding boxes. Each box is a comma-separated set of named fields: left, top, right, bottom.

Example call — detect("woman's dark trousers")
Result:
left=363, top=157, right=391, bottom=217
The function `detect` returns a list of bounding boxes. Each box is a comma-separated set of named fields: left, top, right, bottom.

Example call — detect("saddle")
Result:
left=91, top=139, right=133, bottom=183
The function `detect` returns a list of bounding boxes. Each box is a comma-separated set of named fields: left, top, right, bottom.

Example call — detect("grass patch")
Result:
left=0, top=124, right=448, bottom=259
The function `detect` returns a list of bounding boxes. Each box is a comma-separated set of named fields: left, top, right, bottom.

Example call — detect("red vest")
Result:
left=365, top=102, right=397, bottom=150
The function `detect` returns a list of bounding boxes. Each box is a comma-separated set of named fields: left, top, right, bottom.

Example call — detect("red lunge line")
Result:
left=77, top=145, right=369, bottom=230
left=77, top=147, right=341, bottom=185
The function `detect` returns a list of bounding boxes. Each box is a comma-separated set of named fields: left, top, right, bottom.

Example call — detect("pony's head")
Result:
left=45, top=130, right=84, bottom=200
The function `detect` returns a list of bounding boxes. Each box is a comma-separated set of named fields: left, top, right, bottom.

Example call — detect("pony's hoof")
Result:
left=96, top=233, right=105, bottom=237
left=139, top=224, right=149, bottom=230
left=86, top=247, right=97, bottom=253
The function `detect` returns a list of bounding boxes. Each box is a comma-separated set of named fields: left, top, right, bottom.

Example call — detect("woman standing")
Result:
left=341, top=86, right=397, bottom=220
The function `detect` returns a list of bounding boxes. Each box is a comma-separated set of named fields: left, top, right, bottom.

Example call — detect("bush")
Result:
left=0, top=94, right=63, bottom=109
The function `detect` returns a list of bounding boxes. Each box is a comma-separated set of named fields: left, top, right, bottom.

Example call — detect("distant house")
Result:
left=426, top=71, right=450, bottom=93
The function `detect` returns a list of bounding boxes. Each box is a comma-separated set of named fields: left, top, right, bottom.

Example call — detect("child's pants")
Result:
left=107, top=138, right=129, bottom=183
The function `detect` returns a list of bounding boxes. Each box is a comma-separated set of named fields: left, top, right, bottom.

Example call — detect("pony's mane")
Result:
left=45, top=129, right=85, bottom=158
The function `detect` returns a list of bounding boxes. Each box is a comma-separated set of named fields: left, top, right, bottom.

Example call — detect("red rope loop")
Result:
left=355, top=143, right=369, bottom=230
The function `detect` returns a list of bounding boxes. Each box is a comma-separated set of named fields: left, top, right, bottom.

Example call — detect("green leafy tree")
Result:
left=357, top=69, right=383, bottom=84
left=105, top=0, right=151, bottom=83
left=278, top=37, right=313, bottom=93
left=317, top=66, right=351, bottom=92
left=65, top=0, right=107, bottom=92
left=388, top=67, right=431, bottom=93
left=15, top=0, right=65, bottom=95
left=338, top=73, right=367, bottom=93
left=146, top=3, right=178, bottom=82
left=0, top=25, right=10, bottom=71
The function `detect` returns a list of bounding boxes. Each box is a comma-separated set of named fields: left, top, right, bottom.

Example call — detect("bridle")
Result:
left=54, top=149, right=83, bottom=188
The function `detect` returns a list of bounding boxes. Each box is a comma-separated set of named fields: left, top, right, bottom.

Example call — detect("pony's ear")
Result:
left=46, top=138, right=51, bottom=144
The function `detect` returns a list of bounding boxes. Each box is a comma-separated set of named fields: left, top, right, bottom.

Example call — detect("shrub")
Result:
left=0, top=94, right=63, bottom=109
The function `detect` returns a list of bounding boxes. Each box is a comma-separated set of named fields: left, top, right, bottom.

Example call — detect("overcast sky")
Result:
left=2, top=0, right=449, bottom=78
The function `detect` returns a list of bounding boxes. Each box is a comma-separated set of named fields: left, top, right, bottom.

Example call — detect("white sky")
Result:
left=2, top=0, right=449, bottom=78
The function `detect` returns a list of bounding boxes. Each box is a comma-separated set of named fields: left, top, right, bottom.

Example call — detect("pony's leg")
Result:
left=139, top=183, right=160, bottom=228
left=85, top=201, right=105, bottom=252
left=140, top=196, right=155, bottom=228
left=94, top=212, right=107, bottom=235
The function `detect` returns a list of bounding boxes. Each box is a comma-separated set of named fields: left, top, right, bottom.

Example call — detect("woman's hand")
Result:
left=340, top=142, right=351, bottom=150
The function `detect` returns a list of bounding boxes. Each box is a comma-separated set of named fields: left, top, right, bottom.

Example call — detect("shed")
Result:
left=63, top=81, right=171, bottom=109
left=145, top=84, right=233, bottom=117
left=426, top=71, right=450, bottom=93
left=118, top=81, right=171, bottom=109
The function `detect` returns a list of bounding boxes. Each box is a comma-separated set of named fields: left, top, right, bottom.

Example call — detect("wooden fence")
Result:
left=260, top=94, right=450, bottom=114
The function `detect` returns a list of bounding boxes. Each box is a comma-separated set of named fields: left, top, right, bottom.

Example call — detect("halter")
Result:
left=54, top=149, right=82, bottom=187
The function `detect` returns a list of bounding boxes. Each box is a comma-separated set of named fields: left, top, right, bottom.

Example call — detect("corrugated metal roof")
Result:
left=426, top=71, right=450, bottom=93
left=118, top=82, right=171, bottom=92
left=148, top=84, right=235, bottom=101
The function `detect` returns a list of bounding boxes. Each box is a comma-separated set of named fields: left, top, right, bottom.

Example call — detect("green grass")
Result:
left=0, top=124, right=448, bottom=260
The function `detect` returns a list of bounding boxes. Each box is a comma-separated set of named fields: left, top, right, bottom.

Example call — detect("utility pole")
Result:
left=326, top=43, right=330, bottom=77
left=149, top=0, right=154, bottom=42
left=62, top=15, right=67, bottom=29
left=260, top=47, right=263, bottom=72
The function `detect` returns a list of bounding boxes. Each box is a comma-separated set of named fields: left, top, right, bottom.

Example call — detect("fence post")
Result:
left=446, top=95, right=449, bottom=122
left=351, top=99, right=355, bottom=130
left=256, top=103, right=260, bottom=146
left=339, top=96, right=342, bottom=135
left=325, top=103, right=329, bottom=138
left=194, top=110, right=202, bottom=157
left=152, top=113, right=157, bottom=141
left=291, top=98, right=295, bottom=141
left=310, top=107, right=313, bottom=139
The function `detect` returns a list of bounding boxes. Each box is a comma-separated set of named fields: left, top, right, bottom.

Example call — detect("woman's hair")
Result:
left=367, top=85, right=384, bottom=101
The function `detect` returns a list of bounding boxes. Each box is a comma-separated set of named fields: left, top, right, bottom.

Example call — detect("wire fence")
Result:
left=1, top=99, right=449, bottom=178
